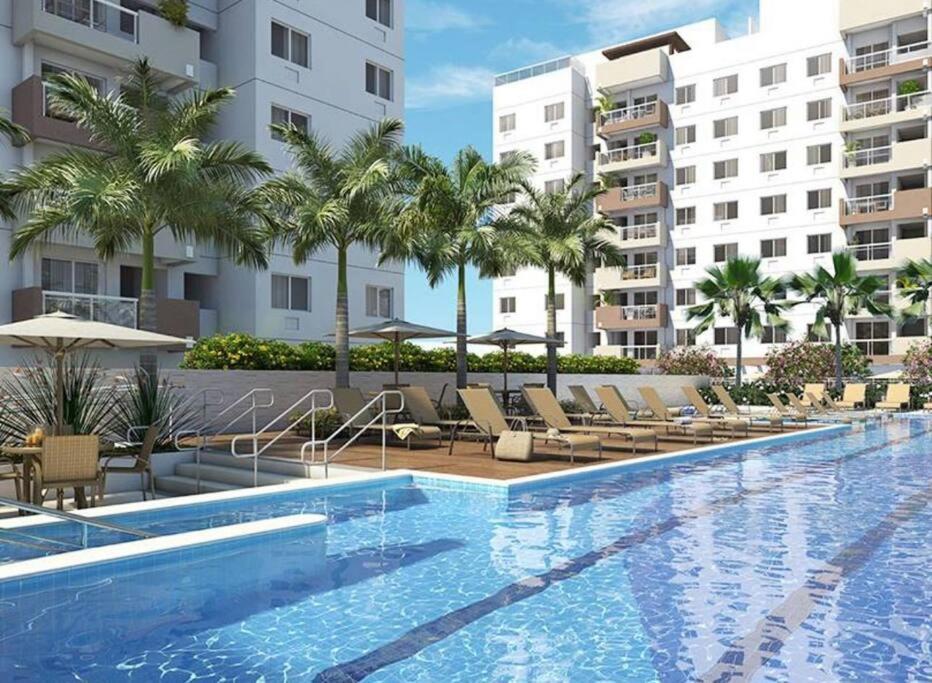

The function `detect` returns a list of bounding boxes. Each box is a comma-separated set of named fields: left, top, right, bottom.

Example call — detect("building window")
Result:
left=807, top=53, right=831, bottom=77
left=807, top=233, right=832, bottom=254
left=676, top=206, right=696, bottom=226
left=713, top=243, right=738, bottom=262
left=41, top=63, right=106, bottom=121
left=713, top=74, right=738, bottom=97
left=807, top=188, right=832, bottom=210
left=713, top=202, right=738, bottom=222
left=544, top=102, right=565, bottom=122
left=270, top=106, right=309, bottom=140
left=676, top=329, right=697, bottom=346
left=760, top=150, right=787, bottom=172
left=807, top=324, right=832, bottom=342
left=807, top=143, right=832, bottom=165
left=42, top=258, right=98, bottom=294
left=761, top=326, right=788, bottom=343
left=366, top=0, right=393, bottom=27
left=676, top=288, right=696, bottom=307
left=366, top=285, right=394, bottom=318
left=760, top=194, right=787, bottom=215
left=713, top=158, right=738, bottom=180
left=676, top=165, right=696, bottom=186
left=675, top=125, right=696, bottom=146
left=714, top=327, right=739, bottom=345
left=499, top=113, right=516, bottom=132
left=676, top=247, right=696, bottom=266
left=807, top=98, right=832, bottom=121
left=675, top=84, right=696, bottom=104
left=759, top=63, right=787, bottom=87
left=713, top=116, right=738, bottom=139
left=366, top=62, right=394, bottom=100
left=499, top=297, right=516, bottom=313
left=760, top=237, right=787, bottom=258
left=760, top=107, right=787, bottom=130
left=271, top=274, right=310, bottom=311
left=544, top=293, right=565, bottom=310
left=544, top=140, right=565, bottom=160
left=271, top=22, right=309, bottom=68
left=544, top=179, right=565, bottom=194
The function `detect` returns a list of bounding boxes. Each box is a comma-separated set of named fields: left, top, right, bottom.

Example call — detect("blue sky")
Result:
left=401, top=0, right=759, bottom=332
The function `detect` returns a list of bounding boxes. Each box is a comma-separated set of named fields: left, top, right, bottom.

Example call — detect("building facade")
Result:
left=0, top=0, right=405, bottom=363
left=492, top=0, right=931, bottom=367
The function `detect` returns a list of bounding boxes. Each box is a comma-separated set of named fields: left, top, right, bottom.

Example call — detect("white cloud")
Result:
left=406, top=64, right=496, bottom=109
left=407, top=0, right=488, bottom=32
left=489, top=37, right=565, bottom=66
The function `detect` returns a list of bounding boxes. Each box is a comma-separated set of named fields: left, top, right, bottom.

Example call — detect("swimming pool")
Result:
left=0, top=418, right=929, bottom=680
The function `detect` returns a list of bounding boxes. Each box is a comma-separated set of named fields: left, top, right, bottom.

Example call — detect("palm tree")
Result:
left=387, top=146, right=534, bottom=390
left=2, top=60, right=271, bottom=371
left=897, top=258, right=932, bottom=338
left=502, top=173, right=623, bottom=392
left=259, top=118, right=404, bottom=388
left=687, top=256, right=790, bottom=387
left=790, top=251, right=892, bottom=390
left=0, top=111, right=29, bottom=220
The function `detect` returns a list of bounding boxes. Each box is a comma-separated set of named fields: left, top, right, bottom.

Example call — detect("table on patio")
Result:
left=2, top=441, right=119, bottom=509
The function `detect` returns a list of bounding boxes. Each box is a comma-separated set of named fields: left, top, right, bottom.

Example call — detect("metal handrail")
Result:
left=619, top=222, right=659, bottom=242
left=844, top=145, right=892, bottom=167
left=299, top=391, right=405, bottom=478
left=621, top=304, right=659, bottom=320
left=623, top=263, right=659, bottom=280
left=43, top=0, right=139, bottom=43
left=600, top=141, right=658, bottom=165
left=125, top=388, right=224, bottom=443
left=844, top=193, right=893, bottom=215
left=848, top=241, right=892, bottom=261
left=600, top=101, right=657, bottom=126
left=621, top=183, right=658, bottom=201
left=844, top=90, right=931, bottom=121
left=846, top=41, right=931, bottom=72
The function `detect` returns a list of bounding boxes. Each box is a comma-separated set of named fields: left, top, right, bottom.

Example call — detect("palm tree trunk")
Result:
left=545, top=266, right=557, bottom=393
left=455, top=260, right=467, bottom=389
left=138, top=229, right=158, bottom=378
left=833, top=323, right=843, bottom=391
left=334, top=247, right=350, bottom=388
left=735, top=332, right=743, bottom=388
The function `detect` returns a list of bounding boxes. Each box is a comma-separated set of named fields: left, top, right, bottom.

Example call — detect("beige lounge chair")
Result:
left=836, top=384, right=867, bottom=410
left=768, top=393, right=808, bottom=424
left=636, top=387, right=718, bottom=443
left=680, top=386, right=750, bottom=437
left=788, top=393, right=821, bottom=416
left=101, top=424, right=158, bottom=502
left=400, top=386, right=465, bottom=434
left=800, top=383, right=826, bottom=408
left=595, top=385, right=712, bottom=443
left=33, top=435, right=102, bottom=510
left=523, top=387, right=658, bottom=454
left=567, top=385, right=612, bottom=423
left=332, top=387, right=442, bottom=447
left=876, top=383, right=911, bottom=411
left=711, top=385, right=784, bottom=431
left=456, top=388, right=600, bottom=462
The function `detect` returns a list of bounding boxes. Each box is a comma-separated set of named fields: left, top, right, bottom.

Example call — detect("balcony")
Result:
left=598, top=140, right=668, bottom=175
left=615, top=222, right=667, bottom=250
left=11, top=76, right=98, bottom=148
left=595, top=304, right=668, bottom=331
left=841, top=90, right=932, bottom=132
left=840, top=0, right=928, bottom=33
left=840, top=42, right=931, bottom=88
left=11, top=288, right=199, bottom=339
left=598, top=182, right=669, bottom=214
left=594, top=344, right=660, bottom=361
left=841, top=138, right=930, bottom=179
left=594, top=262, right=666, bottom=290
left=847, top=241, right=896, bottom=271
left=840, top=188, right=932, bottom=226
left=893, top=235, right=932, bottom=263
left=598, top=100, right=669, bottom=137
left=14, top=1, right=200, bottom=90
left=596, top=48, right=670, bottom=93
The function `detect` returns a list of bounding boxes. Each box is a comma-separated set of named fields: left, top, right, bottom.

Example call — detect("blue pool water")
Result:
left=0, top=419, right=929, bottom=681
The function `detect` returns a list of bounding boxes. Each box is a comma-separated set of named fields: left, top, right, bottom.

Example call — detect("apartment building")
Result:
left=492, top=0, right=931, bottom=366
left=0, top=0, right=405, bottom=364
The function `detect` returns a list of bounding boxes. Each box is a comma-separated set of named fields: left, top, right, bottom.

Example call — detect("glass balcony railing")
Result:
left=42, top=0, right=138, bottom=44
left=600, top=142, right=658, bottom=166
left=846, top=41, right=931, bottom=73
left=620, top=183, right=658, bottom=202
left=600, top=102, right=658, bottom=127
left=620, top=305, right=659, bottom=321
left=622, top=264, right=659, bottom=281
left=43, top=291, right=138, bottom=328
left=618, top=223, right=659, bottom=242
left=843, top=145, right=892, bottom=168
left=843, top=90, right=931, bottom=122
left=847, top=242, right=892, bottom=261
left=844, top=194, right=893, bottom=215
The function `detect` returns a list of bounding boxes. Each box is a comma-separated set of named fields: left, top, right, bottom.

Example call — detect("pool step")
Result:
left=154, top=475, right=240, bottom=496
left=173, top=462, right=301, bottom=487
left=199, top=451, right=328, bottom=479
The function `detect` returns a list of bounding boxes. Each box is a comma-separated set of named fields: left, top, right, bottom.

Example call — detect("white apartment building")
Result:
left=492, top=0, right=931, bottom=367
left=0, top=0, right=405, bottom=365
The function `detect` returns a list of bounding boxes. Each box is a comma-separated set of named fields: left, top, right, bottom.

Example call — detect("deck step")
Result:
left=174, top=463, right=299, bottom=487
left=199, top=451, right=324, bottom=478
left=154, top=475, right=239, bottom=495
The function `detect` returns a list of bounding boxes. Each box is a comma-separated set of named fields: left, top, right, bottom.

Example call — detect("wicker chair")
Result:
left=0, top=454, right=23, bottom=502
left=101, top=425, right=159, bottom=502
left=33, top=436, right=102, bottom=510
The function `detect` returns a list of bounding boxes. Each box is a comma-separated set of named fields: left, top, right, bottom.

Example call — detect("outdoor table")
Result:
left=1, top=442, right=118, bottom=508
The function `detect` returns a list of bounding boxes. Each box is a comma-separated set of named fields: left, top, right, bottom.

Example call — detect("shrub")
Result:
left=898, top=79, right=922, bottom=97
left=903, top=339, right=932, bottom=406
left=657, top=346, right=731, bottom=378
left=180, top=333, right=303, bottom=370
left=158, top=0, right=188, bottom=27
left=762, top=341, right=869, bottom=390
left=558, top=353, right=639, bottom=374
left=289, top=408, right=344, bottom=439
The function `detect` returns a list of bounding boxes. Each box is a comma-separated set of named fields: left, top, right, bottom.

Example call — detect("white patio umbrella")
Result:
left=0, top=311, right=188, bottom=433
left=342, top=318, right=456, bottom=386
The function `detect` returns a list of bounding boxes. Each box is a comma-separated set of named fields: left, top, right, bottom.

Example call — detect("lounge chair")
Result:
left=711, top=385, right=784, bottom=431
left=876, top=383, right=911, bottom=411
left=836, top=384, right=867, bottom=410
left=33, top=435, right=102, bottom=510
left=332, top=387, right=442, bottom=448
left=788, top=393, right=820, bottom=416
left=680, top=385, right=750, bottom=437
left=800, top=383, right=826, bottom=408
left=767, top=393, right=808, bottom=424
left=455, top=388, right=601, bottom=463
left=523, top=387, right=658, bottom=454
left=101, top=424, right=158, bottom=502
left=637, top=386, right=721, bottom=443
left=595, top=385, right=714, bottom=444
left=567, top=385, right=615, bottom=424
left=399, top=386, right=466, bottom=435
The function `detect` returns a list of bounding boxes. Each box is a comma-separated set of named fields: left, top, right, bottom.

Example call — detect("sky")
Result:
left=401, top=0, right=759, bottom=332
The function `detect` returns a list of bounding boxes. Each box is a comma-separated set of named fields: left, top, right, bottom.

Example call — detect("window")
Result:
left=807, top=189, right=832, bottom=210
left=544, top=293, right=565, bottom=310
left=676, top=165, right=696, bottom=186
left=713, top=158, right=738, bottom=180
left=271, top=22, right=309, bottom=68
left=714, top=327, right=739, bottom=345
left=676, top=206, right=696, bottom=226
left=759, top=63, right=787, bottom=87
left=270, top=106, right=309, bottom=140
left=544, top=179, right=565, bottom=194
left=676, top=288, right=696, bottom=307
left=42, top=258, right=98, bottom=294
left=271, top=274, right=310, bottom=311
left=713, top=116, right=738, bottom=138
left=713, top=202, right=738, bottom=221
left=760, top=150, right=787, bottom=172
left=807, top=143, right=832, bottom=165
left=544, top=102, right=565, bottom=122
left=41, top=64, right=105, bottom=121
left=499, top=113, right=516, bottom=132
left=761, top=326, right=788, bottom=343
left=713, top=243, right=738, bottom=262
left=366, top=62, right=393, bottom=100
left=807, top=324, right=832, bottom=342
left=760, top=107, right=787, bottom=129
left=366, top=286, right=394, bottom=318
left=676, top=247, right=696, bottom=266
left=807, top=98, right=832, bottom=121
left=675, top=125, right=696, bottom=145
left=544, top=140, right=565, bottom=160
left=675, top=84, right=696, bottom=104
left=713, top=74, right=738, bottom=96
left=366, top=0, right=393, bottom=27
left=760, top=237, right=787, bottom=258
left=807, top=233, right=832, bottom=254
left=760, top=194, right=787, bottom=215
left=499, top=297, right=516, bottom=313
left=676, top=329, right=697, bottom=346
left=807, top=53, right=831, bottom=77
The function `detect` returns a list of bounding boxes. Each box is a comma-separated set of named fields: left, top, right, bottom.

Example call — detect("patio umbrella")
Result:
left=467, top=328, right=563, bottom=398
left=343, top=318, right=455, bottom=386
left=0, top=311, right=188, bottom=433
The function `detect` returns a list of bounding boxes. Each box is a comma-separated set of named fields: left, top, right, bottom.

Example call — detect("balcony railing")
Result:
left=845, top=41, right=931, bottom=73
left=618, top=345, right=659, bottom=360
left=843, top=90, right=931, bottom=122
left=621, top=183, right=658, bottom=202
left=848, top=242, right=892, bottom=261
left=600, top=142, right=658, bottom=166
left=618, top=222, right=659, bottom=242
left=620, top=305, right=659, bottom=320
left=43, top=291, right=137, bottom=328
left=844, top=145, right=892, bottom=168
left=42, top=0, right=138, bottom=43
left=622, top=264, right=659, bottom=281
left=600, top=102, right=658, bottom=127
left=844, top=193, right=893, bottom=215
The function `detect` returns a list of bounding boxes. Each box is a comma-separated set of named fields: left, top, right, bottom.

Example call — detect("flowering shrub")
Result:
left=762, top=342, right=870, bottom=389
left=657, top=346, right=731, bottom=378
left=903, top=340, right=932, bottom=406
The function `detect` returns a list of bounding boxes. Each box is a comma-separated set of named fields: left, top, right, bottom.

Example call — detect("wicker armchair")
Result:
left=0, top=454, right=23, bottom=502
left=33, top=436, right=102, bottom=510
left=101, top=425, right=159, bottom=502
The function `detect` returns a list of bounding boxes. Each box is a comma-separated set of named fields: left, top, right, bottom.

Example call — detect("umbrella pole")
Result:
left=55, top=346, right=65, bottom=435
left=394, top=336, right=400, bottom=387
left=503, top=344, right=509, bottom=410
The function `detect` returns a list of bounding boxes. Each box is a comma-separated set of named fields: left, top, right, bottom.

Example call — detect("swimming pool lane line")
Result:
left=311, top=427, right=929, bottom=682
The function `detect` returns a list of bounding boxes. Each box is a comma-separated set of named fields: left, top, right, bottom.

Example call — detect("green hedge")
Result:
left=180, top=333, right=641, bottom=374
